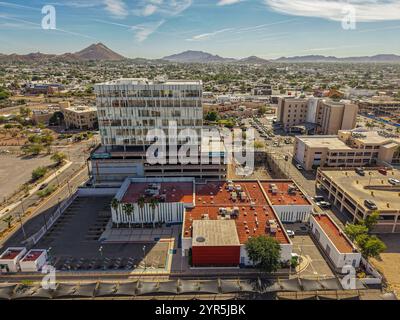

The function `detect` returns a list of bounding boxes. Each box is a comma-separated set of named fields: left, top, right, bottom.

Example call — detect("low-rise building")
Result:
left=19, top=249, right=48, bottom=272
left=63, top=105, right=98, bottom=130
left=316, top=168, right=400, bottom=233
left=294, top=129, right=400, bottom=170
left=0, top=247, right=27, bottom=273
left=310, top=214, right=361, bottom=269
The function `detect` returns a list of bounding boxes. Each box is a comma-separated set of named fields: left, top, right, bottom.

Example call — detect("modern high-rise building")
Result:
left=89, top=78, right=227, bottom=183
left=277, top=97, right=358, bottom=134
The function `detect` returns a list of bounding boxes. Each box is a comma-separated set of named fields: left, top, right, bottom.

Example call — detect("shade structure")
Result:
left=179, top=281, right=200, bottom=294
left=198, top=280, right=220, bottom=294
left=279, top=278, right=302, bottom=292
left=95, top=283, right=119, bottom=297
left=319, top=278, right=343, bottom=291
left=157, top=281, right=179, bottom=295
left=12, top=285, right=53, bottom=300
left=0, top=285, right=16, bottom=300
left=220, top=280, right=242, bottom=294
left=136, top=281, right=158, bottom=296
left=115, top=282, right=137, bottom=296
left=299, top=279, right=325, bottom=291
left=53, top=283, right=96, bottom=298
left=239, top=280, right=257, bottom=293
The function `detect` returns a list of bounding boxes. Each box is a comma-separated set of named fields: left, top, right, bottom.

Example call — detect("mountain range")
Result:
left=1, top=44, right=400, bottom=63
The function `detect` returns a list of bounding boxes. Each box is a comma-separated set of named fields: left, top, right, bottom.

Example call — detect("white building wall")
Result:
left=272, top=205, right=313, bottom=223
left=310, top=216, right=361, bottom=269
left=19, top=251, right=48, bottom=272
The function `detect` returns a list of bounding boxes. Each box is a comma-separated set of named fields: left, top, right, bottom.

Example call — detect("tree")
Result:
left=245, top=236, right=281, bottom=273
left=31, top=166, right=47, bottom=181
left=111, top=198, right=120, bottom=227
left=205, top=111, right=219, bottom=122
left=138, top=196, right=146, bottom=228
left=123, top=203, right=134, bottom=228
left=149, top=198, right=159, bottom=229
left=359, top=235, right=386, bottom=260
left=364, top=211, right=379, bottom=232
left=51, top=152, right=67, bottom=166
left=22, top=144, right=44, bottom=156
left=254, top=140, right=265, bottom=149
left=19, top=106, right=31, bottom=118
left=49, top=111, right=64, bottom=126
left=3, top=216, right=13, bottom=229
left=258, top=105, right=267, bottom=116
left=344, top=223, right=368, bottom=241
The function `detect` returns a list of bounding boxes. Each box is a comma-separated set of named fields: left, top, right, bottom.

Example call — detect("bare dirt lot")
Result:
left=0, top=152, right=52, bottom=200
left=371, top=234, right=400, bottom=297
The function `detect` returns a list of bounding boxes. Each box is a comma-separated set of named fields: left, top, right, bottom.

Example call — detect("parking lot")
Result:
left=285, top=223, right=334, bottom=279
left=32, top=196, right=171, bottom=272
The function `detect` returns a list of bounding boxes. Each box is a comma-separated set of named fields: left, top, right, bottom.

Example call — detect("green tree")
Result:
left=364, top=211, right=380, bottom=232
left=344, top=223, right=368, bottom=241
left=138, top=196, right=146, bottom=228
left=258, top=105, right=267, bottom=116
left=359, top=235, right=387, bottom=260
left=3, top=216, right=13, bottom=229
left=51, top=152, right=67, bottom=166
left=149, top=198, right=159, bottom=229
left=111, top=198, right=120, bottom=227
left=205, top=111, right=219, bottom=122
left=245, top=236, right=281, bottom=273
left=22, top=144, right=44, bottom=156
left=123, top=203, right=134, bottom=228
left=31, top=166, right=48, bottom=181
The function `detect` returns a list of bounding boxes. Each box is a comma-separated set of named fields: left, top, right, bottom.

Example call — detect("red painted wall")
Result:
left=192, top=246, right=240, bottom=267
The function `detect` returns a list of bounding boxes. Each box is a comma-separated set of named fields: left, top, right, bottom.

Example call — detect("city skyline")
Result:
left=0, top=0, right=400, bottom=59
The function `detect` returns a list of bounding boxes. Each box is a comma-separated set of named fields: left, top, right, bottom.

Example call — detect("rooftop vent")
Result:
left=196, top=236, right=206, bottom=243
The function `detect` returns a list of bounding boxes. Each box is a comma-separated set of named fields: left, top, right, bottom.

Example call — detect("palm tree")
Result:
left=149, top=198, right=159, bottom=229
left=3, top=216, right=13, bottom=229
left=110, top=198, right=120, bottom=227
left=123, top=203, right=134, bottom=228
left=137, top=196, right=146, bottom=228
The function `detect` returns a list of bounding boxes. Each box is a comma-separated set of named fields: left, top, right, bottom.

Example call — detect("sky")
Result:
left=0, top=0, right=400, bottom=59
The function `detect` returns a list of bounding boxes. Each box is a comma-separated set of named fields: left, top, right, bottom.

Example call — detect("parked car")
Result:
left=316, top=201, right=331, bottom=209
left=364, top=199, right=378, bottom=210
left=39, top=183, right=48, bottom=190
left=355, top=167, right=365, bottom=176
left=286, top=230, right=295, bottom=237
left=295, top=164, right=303, bottom=170
left=313, top=196, right=325, bottom=202
left=388, top=178, right=400, bottom=186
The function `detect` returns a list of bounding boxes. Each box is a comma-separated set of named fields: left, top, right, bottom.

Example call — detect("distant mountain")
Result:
left=239, top=56, right=270, bottom=64
left=162, top=50, right=235, bottom=63
left=0, top=43, right=126, bottom=62
left=74, top=43, right=126, bottom=61
left=276, top=54, right=400, bottom=63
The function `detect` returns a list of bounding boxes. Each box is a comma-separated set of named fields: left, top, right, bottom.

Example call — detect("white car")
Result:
left=388, top=178, right=400, bottom=186
left=286, top=230, right=295, bottom=237
left=295, top=164, right=303, bottom=170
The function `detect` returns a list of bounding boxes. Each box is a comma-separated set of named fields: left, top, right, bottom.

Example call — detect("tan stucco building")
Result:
left=63, top=105, right=98, bottom=130
left=277, top=97, right=358, bottom=134
left=294, top=129, right=400, bottom=170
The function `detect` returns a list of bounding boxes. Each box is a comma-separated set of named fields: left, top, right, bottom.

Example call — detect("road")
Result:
left=0, top=137, right=98, bottom=242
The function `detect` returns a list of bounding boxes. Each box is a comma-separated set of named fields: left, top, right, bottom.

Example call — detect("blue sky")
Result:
left=0, top=0, right=400, bottom=59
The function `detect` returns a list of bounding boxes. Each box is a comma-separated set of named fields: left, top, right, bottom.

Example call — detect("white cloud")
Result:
left=217, top=0, right=242, bottom=6
left=142, top=4, right=158, bottom=16
left=264, top=0, right=400, bottom=22
left=132, top=20, right=165, bottom=41
left=135, top=0, right=192, bottom=17
left=186, top=28, right=234, bottom=41
left=104, top=0, right=128, bottom=18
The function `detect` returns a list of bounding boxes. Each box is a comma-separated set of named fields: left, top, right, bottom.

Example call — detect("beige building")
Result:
left=277, top=97, right=358, bottom=134
left=294, top=129, right=400, bottom=170
left=316, top=168, right=400, bottom=233
left=63, top=105, right=98, bottom=130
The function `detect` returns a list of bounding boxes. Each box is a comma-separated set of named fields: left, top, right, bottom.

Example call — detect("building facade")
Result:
left=63, top=105, right=98, bottom=130
left=90, top=78, right=227, bottom=183
left=294, top=129, right=400, bottom=171
left=277, top=97, right=358, bottom=134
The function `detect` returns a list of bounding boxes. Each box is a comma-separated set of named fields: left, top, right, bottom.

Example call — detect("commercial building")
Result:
left=90, top=78, right=227, bottom=183
left=294, top=128, right=400, bottom=171
left=310, top=214, right=361, bottom=269
left=19, top=249, right=48, bottom=272
left=63, top=105, right=98, bottom=130
left=277, top=97, right=358, bottom=134
left=24, top=83, right=64, bottom=95
left=359, top=99, right=400, bottom=118
left=110, top=177, right=313, bottom=267
left=316, top=168, right=400, bottom=233
left=0, top=247, right=27, bottom=273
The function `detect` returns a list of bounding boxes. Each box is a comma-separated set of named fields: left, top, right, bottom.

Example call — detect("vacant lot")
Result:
left=0, top=152, right=52, bottom=200
left=371, top=234, right=400, bottom=297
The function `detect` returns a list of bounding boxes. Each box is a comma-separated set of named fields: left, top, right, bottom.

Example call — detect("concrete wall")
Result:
left=272, top=205, right=312, bottom=223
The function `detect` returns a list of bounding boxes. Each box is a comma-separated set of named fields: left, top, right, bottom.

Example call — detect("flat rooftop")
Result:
left=344, top=130, right=400, bottom=145
left=192, top=220, right=240, bottom=246
left=21, top=250, right=45, bottom=262
left=121, top=182, right=194, bottom=204
left=0, top=248, right=25, bottom=260
left=261, top=182, right=310, bottom=206
left=97, top=78, right=202, bottom=86
left=65, top=105, right=97, bottom=113
left=320, top=168, right=400, bottom=212
left=184, top=181, right=290, bottom=244
left=313, top=215, right=354, bottom=253
left=296, top=136, right=352, bottom=150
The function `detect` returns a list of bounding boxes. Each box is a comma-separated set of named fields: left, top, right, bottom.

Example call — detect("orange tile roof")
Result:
left=313, top=215, right=354, bottom=253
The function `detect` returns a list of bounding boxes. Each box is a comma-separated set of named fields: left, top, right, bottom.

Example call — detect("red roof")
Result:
left=121, top=182, right=193, bottom=204
left=21, top=250, right=45, bottom=262
left=313, top=215, right=354, bottom=253
left=0, top=249, right=24, bottom=260
left=261, top=181, right=310, bottom=206
left=184, top=181, right=290, bottom=244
